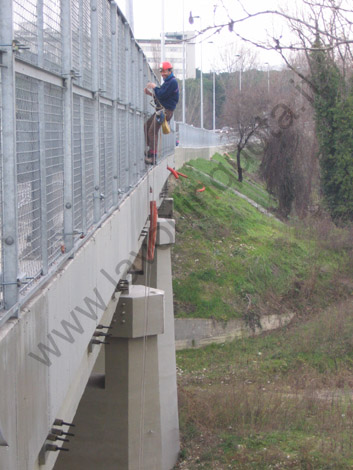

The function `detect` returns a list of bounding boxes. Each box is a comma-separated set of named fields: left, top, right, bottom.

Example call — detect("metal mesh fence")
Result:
left=16, top=74, right=42, bottom=283
left=44, top=82, right=64, bottom=266
left=83, top=98, right=95, bottom=229
left=177, top=122, right=223, bottom=148
left=0, top=0, right=181, bottom=320
left=13, top=0, right=39, bottom=67
left=117, top=18, right=126, bottom=103
left=13, top=0, right=62, bottom=73
left=99, top=103, right=113, bottom=215
left=73, top=94, right=83, bottom=233
left=118, top=108, right=128, bottom=194
left=71, top=1, right=81, bottom=78
left=42, top=0, right=62, bottom=73
left=71, top=0, right=92, bottom=89
left=0, top=76, right=3, bottom=306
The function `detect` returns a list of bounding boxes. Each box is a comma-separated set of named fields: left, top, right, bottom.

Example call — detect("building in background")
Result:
left=137, top=31, right=196, bottom=80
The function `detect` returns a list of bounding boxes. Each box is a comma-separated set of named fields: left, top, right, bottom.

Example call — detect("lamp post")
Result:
left=208, top=41, right=216, bottom=130
left=182, top=0, right=186, bottom=123
left=189, top=11, right=203, bottom=128
left=161, top=0, right=165, bottom=61
left=212, top=70, right=216, bottom=130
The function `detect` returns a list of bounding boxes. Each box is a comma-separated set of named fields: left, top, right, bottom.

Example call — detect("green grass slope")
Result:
left=172, top=155, right=353, bottom=470
left=171, top=154, right=352, bottom=322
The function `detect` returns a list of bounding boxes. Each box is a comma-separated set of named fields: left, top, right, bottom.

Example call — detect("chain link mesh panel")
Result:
left=117, top=18, right=126, bottom=103
left=0, top=74, right=3, bottom=306
left=44, top=82, right=64, bottom=265
left=118, top=108, right=128, bottom=194
left=13, top=0, right=39, bottom=67
left=100, top=103, right=113, bottom=211
left=72, top=0, right=92, bottom=89
left=13, top=0, right=62, bottom=73
left=42, top=0, right=62, bottom=73
left=1, top=0, right=177, bottom=315
left=83, top=98, right=95, bottom=229
left=98, top=0, right=113, bottom=98
left=99, top=103, right=113, bottom=215
left=73, top=94, right=83, bottom=233
left=16, top=74, right=42, bottom=285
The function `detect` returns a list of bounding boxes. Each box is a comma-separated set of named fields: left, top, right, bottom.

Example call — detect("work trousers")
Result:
left=144, top=108, right=173, bottom=155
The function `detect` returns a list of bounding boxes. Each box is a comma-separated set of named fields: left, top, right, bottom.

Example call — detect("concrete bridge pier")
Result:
left=53, top=284, right=166, bottom=470
left=53, top=213, right=179, bottom=470
left=134, top=215, right=180, bottom=470
left=106, top=285, right=165, bottom=470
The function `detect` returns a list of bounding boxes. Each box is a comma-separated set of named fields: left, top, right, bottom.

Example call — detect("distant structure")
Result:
left=137, top=31, right=196, bottom=80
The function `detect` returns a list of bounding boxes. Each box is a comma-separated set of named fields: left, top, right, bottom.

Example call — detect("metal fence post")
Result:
left=62, top=0, right=74, bottom=252
left=80, top=97, right=87, bottom=235
left=124, top=23, right=131, bottom=190
left=91, top=0, right=101, bottom=223
left=0, top=0, right=19, bottom=309
left=111, top=1, right=119, bottom=206
left=131, top=40, right=137, bottom=183
left=37, top=0, right=49, bottom=275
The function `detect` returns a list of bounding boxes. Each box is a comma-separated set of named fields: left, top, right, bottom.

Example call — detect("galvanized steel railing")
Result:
left=0, top=0, right=176, bottom=324
left=177, top=122, right=224, bottom=148
left=0, top=0, right=220, bottom=325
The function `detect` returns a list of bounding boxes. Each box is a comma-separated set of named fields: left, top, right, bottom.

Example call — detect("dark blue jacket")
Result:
left=154, top=73, right=179, bottom=111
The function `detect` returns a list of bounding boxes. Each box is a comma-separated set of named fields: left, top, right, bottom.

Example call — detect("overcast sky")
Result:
left=120, top=0, right=288, bottom=71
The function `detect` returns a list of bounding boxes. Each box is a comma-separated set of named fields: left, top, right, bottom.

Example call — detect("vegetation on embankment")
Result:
left=171, top=153, right=353, bottom=323
left=170, top=152, right=353, bottom=469
left=175, top=299, right=353, bottom=469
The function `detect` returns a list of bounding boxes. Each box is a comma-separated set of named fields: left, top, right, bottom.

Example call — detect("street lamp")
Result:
left=189, top=11, right=203, bottom=128
left=208, top=41, right=216, bottom=130
left=182, top=0, right=186, bottom=123
left=161, top=0, right=165, bottom=62
left=212, top=69, right=216, bottom=130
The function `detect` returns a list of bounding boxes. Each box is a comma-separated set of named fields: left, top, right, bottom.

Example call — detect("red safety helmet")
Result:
left=159, top=61, right=173, bottom=71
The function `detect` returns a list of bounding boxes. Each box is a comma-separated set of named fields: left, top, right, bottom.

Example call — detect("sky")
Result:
left=120, top=0, right=288, bottom=71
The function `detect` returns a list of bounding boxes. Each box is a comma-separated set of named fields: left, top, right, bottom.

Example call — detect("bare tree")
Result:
left=198, top=0, right=353, bottom=81
left=218, top=41, right=259, bottom=73
left=222, top=84, right=268, bottom=182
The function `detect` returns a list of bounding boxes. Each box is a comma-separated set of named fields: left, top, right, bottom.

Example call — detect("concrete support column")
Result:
left=135, top=216, right=180, bottom=470
left=105, top=285, right=165, bottom=470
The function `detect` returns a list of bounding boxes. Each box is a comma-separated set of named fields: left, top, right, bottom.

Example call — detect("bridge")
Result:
left=0, top=1, right=225, bottom=469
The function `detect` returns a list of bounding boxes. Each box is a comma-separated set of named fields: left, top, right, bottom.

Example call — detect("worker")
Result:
left=144, top=61, right=179, bottom=164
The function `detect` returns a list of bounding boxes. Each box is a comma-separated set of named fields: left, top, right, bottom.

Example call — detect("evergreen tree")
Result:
left=309, top=33, right=353, bottom=222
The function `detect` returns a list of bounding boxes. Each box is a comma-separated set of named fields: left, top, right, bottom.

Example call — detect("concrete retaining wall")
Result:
left=175, top=313, right=295, bottom=350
